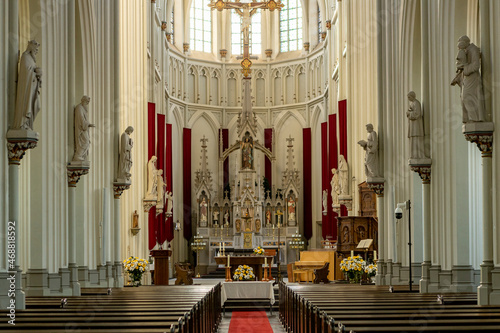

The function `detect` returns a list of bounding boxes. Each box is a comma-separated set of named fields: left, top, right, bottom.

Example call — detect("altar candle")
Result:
left=374, top=250, right=377, bottom=261
left=264, top=257, right=267, bottom=267
left=351, top=250, right=354, bottom=258
left=227, top=255, right=230, bottom=267
left=219, top=242, right=222, bottom=254
left=223, top=242, right=225, bottom=252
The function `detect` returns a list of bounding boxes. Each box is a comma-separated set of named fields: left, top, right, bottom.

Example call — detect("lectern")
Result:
left=150, top=249, right=172, bottom=285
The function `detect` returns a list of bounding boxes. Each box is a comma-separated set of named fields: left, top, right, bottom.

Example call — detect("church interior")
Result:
left=2, top=0, right=500, bottom=331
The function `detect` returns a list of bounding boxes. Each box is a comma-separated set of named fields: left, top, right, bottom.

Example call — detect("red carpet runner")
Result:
left=228, top=311, right=273, bottom=333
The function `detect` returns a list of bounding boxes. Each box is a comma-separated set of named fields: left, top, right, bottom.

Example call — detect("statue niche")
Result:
left=241, top=131, right=254, bottom=169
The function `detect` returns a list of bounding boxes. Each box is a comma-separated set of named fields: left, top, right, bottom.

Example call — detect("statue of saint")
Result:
left=156, top=170, right=165, bottom=212
left=287, top=197, right=296, bottom=221
left=330, top=168, right=340, bottom=206
left=72, top=96, right=95, bottom=162
left=132, top=210, right=139, bottom=229
left=266, top=209, right=271, bottom=225
left=200, top=197, right=208, bottom=223
left=451, top=36, right=485, bottom=123
left=406, top=92, right=426, bottom=159
left=213, top=210, right=219, bottom=222
left=235, top=219, right=241, bottom=233
left=338, top=155, right=349, bottom=196
left=118, top=126, right=134, bottom=182
left=357, top=124, right=379, bottom=178
left=241, top=132, right=253, bottom=169
left=255, top=219, right=261, bottom=233
left=165, top=191, right=173, bottom=217
left=224, top=210, right=229, bottom=225
left=13, top=40, right=42, bottom=131
left=322, top=190, right=328, bottom=212
left=145, top=156, right=159, bottom=200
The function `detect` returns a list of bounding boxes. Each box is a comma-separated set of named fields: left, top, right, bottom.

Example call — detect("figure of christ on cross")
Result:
left=209, top=1, right=284, bottom=76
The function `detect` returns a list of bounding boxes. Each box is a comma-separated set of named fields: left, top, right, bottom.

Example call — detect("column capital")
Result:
left=367, top=178, right=385, bottom=196
left=67, top=166, right=90, bottom=187
left=462, top=122, right=494, bottom=155
left=113, top=182, right=131, bottom=199
left=6, top=130, right=39, bottom=165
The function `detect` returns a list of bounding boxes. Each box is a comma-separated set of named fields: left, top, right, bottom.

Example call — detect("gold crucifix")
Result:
left=209, top=0, right=284, bottom=77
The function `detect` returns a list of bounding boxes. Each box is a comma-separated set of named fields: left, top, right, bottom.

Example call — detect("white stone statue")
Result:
left=224, top=210, right=229, bottom=225
left=200, top=197, right=208, bottom=223
left=406, top=92, right=426, bottom=159
left=338, top=155, right=349, bottom=196
left=450, top=35, right=485, bottom=123
left=287, top=197, right=296, bottom=221
left=330, top=168, right=340, bottom=206
left=165, top=191, right=173, bottom=217
left=357, top=124, right=379, bottom=178
left=13, top=40, right=42, bottom=131
left=156, top=170, right=165, bottom=211
left=72, top=96, right=95, bottom=162
left=117, top=126, right=134, bottom=182
left=213, top=210, right=219, bottom=222
left=145, top=156, right=159, bottom=200
left=322, top=190, right=328, bottom=212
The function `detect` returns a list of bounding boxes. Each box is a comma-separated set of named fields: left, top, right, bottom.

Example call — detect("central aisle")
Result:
left=217, top=311, right=286, bottom=333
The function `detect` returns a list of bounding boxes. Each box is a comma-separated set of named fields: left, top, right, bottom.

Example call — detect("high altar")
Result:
left=193, top=76, right=302, bottom=271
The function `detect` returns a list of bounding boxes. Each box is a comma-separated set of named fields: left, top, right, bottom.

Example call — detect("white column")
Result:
left=420, top=180, right=431, bottom=292
left=113, top=195, right=123, bottom=287
left=375, top=191, right=385, bottom=285
left=67, top=183, right=81, bottom=295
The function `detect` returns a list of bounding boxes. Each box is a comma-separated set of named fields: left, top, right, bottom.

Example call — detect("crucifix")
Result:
left=209, top=0, right=284, bottom=77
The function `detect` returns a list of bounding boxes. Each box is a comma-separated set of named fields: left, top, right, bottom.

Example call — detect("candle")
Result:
left=264, top=257, right=267, bottom=267
left=374, top=250, right=377, bottom=261
left=351, top=250, right=354, bottom=258
left=219, top=242, right=222, bottom=255
left=223, top=242, right=225, bottom=252
left=227, top=254, right=230, bottom=267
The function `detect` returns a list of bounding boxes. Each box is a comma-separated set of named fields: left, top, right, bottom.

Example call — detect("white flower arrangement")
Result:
left=364, top=263, right=377, bottom=277
left=253, top=246, right=265, bottom=255
left=123, top=256, right=149, bottom=286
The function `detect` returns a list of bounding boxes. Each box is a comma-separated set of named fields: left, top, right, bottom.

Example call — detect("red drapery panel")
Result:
left=156, top=114, right=166, bottom=246
left=303, top=128, right=312, bottom=240
left=221, top=129, right=229, bottom=187
left=264, top=128, right=273, bottom=189
left=339, top=100, right=348, bottom=217
left=321, top=122, right=329, bottom=240
left=165, top=123, right=174, bottom=242
left=328, top=114, right=339, bottom=240
left=183, top=128, right=192, bottom=241
left=148, top=103, right=156, bottom=250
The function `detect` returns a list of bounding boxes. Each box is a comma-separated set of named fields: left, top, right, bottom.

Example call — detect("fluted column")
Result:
left=113, top=183, right=130, bottom=287
left=368, top=181, right=385, bottom=285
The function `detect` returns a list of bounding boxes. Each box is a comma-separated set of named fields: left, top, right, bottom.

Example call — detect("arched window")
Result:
left=231, top=8, right=262, bottom=55
left=280, top=0, right=302, bottom=52
left=190, top=0, right=211, bottom=52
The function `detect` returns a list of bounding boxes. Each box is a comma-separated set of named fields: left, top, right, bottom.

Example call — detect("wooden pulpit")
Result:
left=150, top=249, right=172, bottom=285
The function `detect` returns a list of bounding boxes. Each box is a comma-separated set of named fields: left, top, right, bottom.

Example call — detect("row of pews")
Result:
left=1, top=284, right=221, bottom=332
left=279, top=282, right=500, bottom=332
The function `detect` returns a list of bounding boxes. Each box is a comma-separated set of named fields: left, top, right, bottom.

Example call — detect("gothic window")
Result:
left=190, top=0, right=211, bottom=52
left=231, top=8, right=262, bottom=55
left=280, top=0, right=302, bottom=52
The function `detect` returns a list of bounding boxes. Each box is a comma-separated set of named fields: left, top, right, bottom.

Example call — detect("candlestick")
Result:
left=351, top=250, right=354, bottom=258
left=374, top=250, right=377, bottom=261
left=227, top=254, right=230, bottom=267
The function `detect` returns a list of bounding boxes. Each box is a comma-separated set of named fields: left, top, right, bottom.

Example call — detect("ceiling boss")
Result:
left=208, top=0, right=285, bottom=77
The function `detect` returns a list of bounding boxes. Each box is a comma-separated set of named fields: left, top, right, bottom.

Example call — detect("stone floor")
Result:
left=216, top=311, right=287, bottom=333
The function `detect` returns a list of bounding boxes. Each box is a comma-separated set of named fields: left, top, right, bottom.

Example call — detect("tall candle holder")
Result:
left=275, top=209, right=284, bottom=284
left=288, top=230, right=305, bottom=261
left=190, top=232, right=206, bottom=278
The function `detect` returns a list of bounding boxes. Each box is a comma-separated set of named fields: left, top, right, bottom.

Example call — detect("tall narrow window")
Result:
left=231, top=8, right=261, bottom=55
left=280, top=0, right=302, bottom=52
left=190, top=0, right=211, bottom=52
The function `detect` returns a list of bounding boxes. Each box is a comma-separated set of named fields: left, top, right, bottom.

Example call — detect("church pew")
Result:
left=1, top=283, right=222, bottom=333
left=280, top=282, right=500, bottom=333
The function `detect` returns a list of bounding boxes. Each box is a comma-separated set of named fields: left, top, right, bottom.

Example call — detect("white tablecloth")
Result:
left=221, top=281, right=275, bottom=305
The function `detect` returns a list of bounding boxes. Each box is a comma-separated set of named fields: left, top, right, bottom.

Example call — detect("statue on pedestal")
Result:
left=117, top=126, right=134, bottom=182
left=322, top=190, right=328, bottom=212
left=13, top=40, right=42, bottom=131
left=287, top=197, right=296, bottom=221
left=145, top=156, right=159, bottom=200
left=450, top=35, right=485, bottom=123
left=165, top=191, right=173, bottom=217
left=72, top=96, right=95, bottom=162
left=357, top=124, right=379, bottom=178
left=241, top=132, right=253, bottom=169
left=156, top=170, right=165, bottom=214
left=330, top=168, right=340, bottom=206
left=200, top=197, right=208, bottom=224
left=406, top=92, right=426, bottom=159
left=338, top=155, right=349, bottom=196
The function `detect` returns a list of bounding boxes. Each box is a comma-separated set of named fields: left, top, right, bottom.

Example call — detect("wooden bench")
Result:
left=175, top=262, right=195, bottom=285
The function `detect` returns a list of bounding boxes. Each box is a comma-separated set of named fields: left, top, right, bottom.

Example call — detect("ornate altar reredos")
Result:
left=193, top=78, right=302, bottom=268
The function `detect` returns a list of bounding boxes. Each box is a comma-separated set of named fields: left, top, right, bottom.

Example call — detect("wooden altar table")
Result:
left=214, top=255, right=274, bottom=281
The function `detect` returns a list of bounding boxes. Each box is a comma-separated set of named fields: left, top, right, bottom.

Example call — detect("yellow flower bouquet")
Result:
left=233, top=265, right=255, bottom=281
left=123, top=256, right=149, bottom=286
left=253, top=246, right=265, bottom=255
left=340, top=255, right=366, bottom=283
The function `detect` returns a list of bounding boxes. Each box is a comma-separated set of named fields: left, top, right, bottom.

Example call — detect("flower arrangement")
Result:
left=365, top=263, right=377, bottom=278
left=233, top=265, right=255, bottom=281
left=123, top=256, right=149, bottom=286
left=340, top=256, right=366, bottom=283
left=253, top=246, right=265, bottom=255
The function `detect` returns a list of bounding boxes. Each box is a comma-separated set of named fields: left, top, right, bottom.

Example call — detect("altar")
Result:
left=214, top=255, right=274, bottom=281
left=220, top=281, right=275, bottom=314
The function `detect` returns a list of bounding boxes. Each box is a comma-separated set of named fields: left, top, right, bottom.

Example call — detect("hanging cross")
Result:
left=209, top=0, right=284, bottom=77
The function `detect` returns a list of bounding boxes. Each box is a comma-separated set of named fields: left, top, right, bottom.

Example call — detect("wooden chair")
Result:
left=313, top=262, right=330, bottom=284
left=175, top=262, right=194, bottom=285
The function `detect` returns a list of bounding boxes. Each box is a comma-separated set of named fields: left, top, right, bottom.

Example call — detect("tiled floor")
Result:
left=217, top=311, right=286, bottom=333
